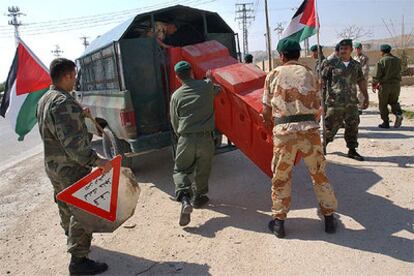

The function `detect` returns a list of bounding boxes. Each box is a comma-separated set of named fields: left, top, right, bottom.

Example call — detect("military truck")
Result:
left=75, top=5, right=240, bottom=162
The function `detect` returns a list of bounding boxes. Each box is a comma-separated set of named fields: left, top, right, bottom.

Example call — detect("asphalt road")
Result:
left=0, top=117, right=42, bottom=170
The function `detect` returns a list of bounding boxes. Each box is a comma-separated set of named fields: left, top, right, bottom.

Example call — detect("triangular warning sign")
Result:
left=57, top=155, right=122, bottom=222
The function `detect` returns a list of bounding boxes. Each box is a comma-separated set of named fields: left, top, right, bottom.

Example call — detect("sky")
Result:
left=0, top=0, right=413, bottom=81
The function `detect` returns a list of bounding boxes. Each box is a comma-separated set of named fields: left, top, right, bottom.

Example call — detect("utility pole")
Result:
left=235, top=2, right=255, bottom=56
left=264, top=0, right=272, bottom=70
left=7, top=6, right=25, bottom=46
left=51, top=44, right=63, bottom=57
left=401, top=15, right=404, bottom=49
left=80, top=36, right=90, bottom=50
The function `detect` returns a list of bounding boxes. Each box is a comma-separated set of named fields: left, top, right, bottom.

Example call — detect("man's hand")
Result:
left=261, top=105, right=273, bottom=129
left=372, top=83, right=381, bottom=93
left=96, top=158, right=112, bottom=174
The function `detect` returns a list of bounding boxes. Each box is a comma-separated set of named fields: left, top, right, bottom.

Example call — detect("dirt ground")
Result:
left=0, top=105, right=413, bottom=275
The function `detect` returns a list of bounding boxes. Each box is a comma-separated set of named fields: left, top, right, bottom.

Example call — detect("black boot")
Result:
left=179, top=195, right=193, bottom=226
left=378, top=121, right=390, bottom=129
left=347, top=148, right=364, bottom=161
left=268, top=219, right=285, bottom=238
left=324, top=215, right=337, bottom=234
left=69, top=256, right=108, bottom=275
left=191, top=195, right=209, bottom=209
left=394, top=115, right=403, bottom=128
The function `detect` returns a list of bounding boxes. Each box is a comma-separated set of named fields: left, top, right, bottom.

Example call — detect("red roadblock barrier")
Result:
left=167, top=40, right=302, bottom=177
left=167, top=41, right=273, bottom=177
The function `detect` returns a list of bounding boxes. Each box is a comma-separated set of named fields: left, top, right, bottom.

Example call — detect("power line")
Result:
left=235, top=2, right=255, bottom=56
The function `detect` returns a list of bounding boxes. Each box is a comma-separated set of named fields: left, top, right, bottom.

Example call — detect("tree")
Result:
left=337, top=25, right=373, bottom=41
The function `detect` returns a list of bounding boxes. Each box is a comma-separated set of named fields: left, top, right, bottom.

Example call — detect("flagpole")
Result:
left=314, top=0, right=327, bottom=155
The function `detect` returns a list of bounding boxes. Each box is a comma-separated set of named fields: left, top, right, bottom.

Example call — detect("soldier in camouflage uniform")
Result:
left=372, top=44, right=403, bottom=128
left=262, top=39, right=338, bottom=238
left=321, top=39, right=369, bottom=161
left=353, top=42, right=370, bottom=113
left=37, top=58, right=112, bottom=275
left=327, top=43, right=340, bottom=61
left=170, top=61, right=220, bottom=227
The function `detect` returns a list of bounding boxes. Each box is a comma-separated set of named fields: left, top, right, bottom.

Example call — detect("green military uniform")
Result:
left=37, top=86, right=98, bottom=258
left=170, top=65, right=220, bottom=201
left=322, top=42, right=365, bottom=149
left=372, top=45, right=402, bottom=124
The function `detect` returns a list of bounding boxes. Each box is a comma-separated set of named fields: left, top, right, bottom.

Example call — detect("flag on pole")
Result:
left=280, top=0, right=318, bottom=43
left=0, top=39, right=51, bottom=141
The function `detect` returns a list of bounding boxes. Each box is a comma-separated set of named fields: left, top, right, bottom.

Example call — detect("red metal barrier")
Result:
left=168, top=40, right=303, bottom=177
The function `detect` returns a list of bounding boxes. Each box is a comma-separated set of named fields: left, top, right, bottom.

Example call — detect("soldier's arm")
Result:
left=169, top=96, right=179, bottom=135
left=372, top=61, right=384, bottom=85
left=51, top=98, right=99, bottom=168
left=357, top=67, right=369, bottom=109
left=261, top=72, right=275, bottom=128
left=205, top=72, right=221, bottom=95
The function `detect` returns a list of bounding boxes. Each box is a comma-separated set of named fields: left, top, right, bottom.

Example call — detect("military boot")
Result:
left=378, top=121, right=390, bottom=129
left=179, top=195, right=193, bottom=226
left=191, top=195, right=209, bottom=209
left=324, top=215, right=337, bottom=234
left=268, top=219, right=285, bottom=238
left=394, top=115, right=403, bottom=128
left=69, top=256, right=108, bottom=275
left=347, top=148, right=364, bottom=161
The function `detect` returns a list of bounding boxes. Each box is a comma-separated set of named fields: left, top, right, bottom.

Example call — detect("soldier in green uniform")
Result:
left=37, top=58, right=112, bottom=275
left=321, top=39, right=369, bottom=161
left=170, top=61, right=220, bottom=226
left=310, top=44, right=326, bottom=74
left=372, top=44, right=403, bottom=128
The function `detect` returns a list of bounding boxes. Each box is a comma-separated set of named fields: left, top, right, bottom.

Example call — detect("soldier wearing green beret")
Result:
left=310, top=44, right=326, bottom=74
left=263, top=39, right=338, bottom=238
left=170, top=61, right=221, bottom=226
left=353, top=42, right=370, bottom=114
left=244, top=54, right=253, bottom=64
left=372, top=44, right=403, bottom=128
left=321, top=38, right=369, bottom=161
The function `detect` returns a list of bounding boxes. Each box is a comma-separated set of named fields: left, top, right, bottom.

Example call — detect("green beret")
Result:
left=380, top=44, right=392, bottom=52
left=339, top=39, right=353, bottom=47
left=310, top=44, right=323, bottom=52
left=277, top=39, right=301, bottom=53
left=354, top=42, right=362, bottom=49
left=174, top=61, right=191, bottom=73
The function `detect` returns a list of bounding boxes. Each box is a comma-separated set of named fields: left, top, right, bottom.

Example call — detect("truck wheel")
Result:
left=102, top=127, right=131, bottom=166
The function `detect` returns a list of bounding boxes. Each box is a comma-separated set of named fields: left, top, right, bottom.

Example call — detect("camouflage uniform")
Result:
left=322, top=58, right=365, bottom=149
left=354, top=53, right=370, bottom=109
left=37, top=86, right=99, bottom=258
left=263, top=61, right=338, bottom=220
left=170, top=78, right=220, bottom=201
left=372, top=53, right=402, bottom=123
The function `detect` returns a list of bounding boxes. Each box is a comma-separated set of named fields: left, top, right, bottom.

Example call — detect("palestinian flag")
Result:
left=0, top=39, right=51, bottom=141
left=280, top=0, right=318, bottom=43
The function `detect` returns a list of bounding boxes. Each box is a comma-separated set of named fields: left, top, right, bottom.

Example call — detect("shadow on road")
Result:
left=123, top=146, right=413, bottom=263
left=90, top=246, right=211, bottom=275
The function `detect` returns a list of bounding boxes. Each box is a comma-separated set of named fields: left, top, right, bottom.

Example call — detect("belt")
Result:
left=274, top=114, right=316, bottom=125
left=180, top=131, right=213, bottom=137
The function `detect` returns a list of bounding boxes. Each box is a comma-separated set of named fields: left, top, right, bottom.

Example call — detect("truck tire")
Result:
left=102, top=126, right=131, bottom=167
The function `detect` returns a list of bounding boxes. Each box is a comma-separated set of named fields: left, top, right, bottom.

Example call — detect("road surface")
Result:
left=0, top=106, right=413, bottom=275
